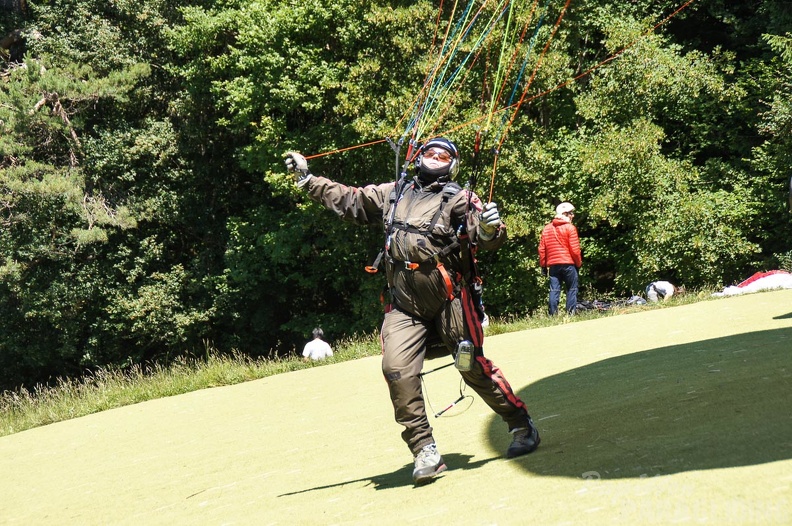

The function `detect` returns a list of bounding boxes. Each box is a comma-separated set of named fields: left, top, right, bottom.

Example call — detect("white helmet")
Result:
left=415, top=137, right=460, bottom=181
left=556, top=202, right=575, bottom=215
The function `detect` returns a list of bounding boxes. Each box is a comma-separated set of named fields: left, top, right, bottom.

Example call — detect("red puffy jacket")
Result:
left=538, top=217, right=582, bottom=268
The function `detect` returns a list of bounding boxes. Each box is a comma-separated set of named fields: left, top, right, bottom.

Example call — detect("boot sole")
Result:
left=413, top=462, right=448, bottom=485
left=506, top=434, right=541, bottom=458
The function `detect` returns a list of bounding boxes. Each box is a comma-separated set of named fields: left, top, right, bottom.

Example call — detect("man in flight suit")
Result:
left=285, top=138, right=539, bottom=485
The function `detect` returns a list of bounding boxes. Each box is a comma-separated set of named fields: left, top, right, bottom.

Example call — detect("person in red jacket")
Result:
left=538, top=202, right=582, bottom=315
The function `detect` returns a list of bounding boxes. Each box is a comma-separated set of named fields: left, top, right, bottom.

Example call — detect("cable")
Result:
left=420, top=365, right=474, bottom=418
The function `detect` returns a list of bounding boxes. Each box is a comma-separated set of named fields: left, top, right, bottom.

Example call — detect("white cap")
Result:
left=556, top=202, right=575, bottom=215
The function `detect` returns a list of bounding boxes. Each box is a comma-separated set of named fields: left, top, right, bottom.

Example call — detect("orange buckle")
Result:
left=405, top=261, right=420, bottom=270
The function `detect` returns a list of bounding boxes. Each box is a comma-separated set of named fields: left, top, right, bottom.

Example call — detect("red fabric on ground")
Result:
left=737, top=270, right=791, bottom=288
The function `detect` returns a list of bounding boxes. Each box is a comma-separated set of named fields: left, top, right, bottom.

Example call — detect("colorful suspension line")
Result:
left=474, top=0, right=547, bottom=190
left=411, top=0, right=511, bottom=144
left=487, top=0, right=572, bottom=201
left=308, top=0, right=700, bottom=202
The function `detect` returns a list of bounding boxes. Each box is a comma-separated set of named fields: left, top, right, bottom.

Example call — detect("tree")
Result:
left=1, top=0, right=791, bottom=390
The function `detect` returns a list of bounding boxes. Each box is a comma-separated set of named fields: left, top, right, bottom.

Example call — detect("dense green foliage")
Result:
left=1, top=0, right=791, bottom=391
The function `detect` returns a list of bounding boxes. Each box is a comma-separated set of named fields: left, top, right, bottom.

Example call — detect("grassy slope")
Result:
left=0, top=290, right=790, bottom=525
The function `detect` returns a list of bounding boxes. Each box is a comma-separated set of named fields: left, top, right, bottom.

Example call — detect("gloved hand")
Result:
left=479, top=202, right=502, bottom=239
left=542, top=267, right=548, bottom=277
left=284, top=151, right=312, bottom=188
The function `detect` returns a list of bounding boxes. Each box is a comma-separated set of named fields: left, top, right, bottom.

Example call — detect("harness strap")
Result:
left=367, top=179, right=410, bottom=273
left=394, top=239, right=460, bottom=269
left=389, top=221, right=458, bottom=240
left=365, top=249, right=384, bottom=274
left=458, top=229, right=486, bottom=321
left=427, top=185, right=457, bottom=231
left=389, top=223, right=431, bottom=235
left=436, top=262, right=456, bottom=301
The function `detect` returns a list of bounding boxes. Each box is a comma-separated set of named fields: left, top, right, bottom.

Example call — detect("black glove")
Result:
left=284, top=151, right=312, bottom=188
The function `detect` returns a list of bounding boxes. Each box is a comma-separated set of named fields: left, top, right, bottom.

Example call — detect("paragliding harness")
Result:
left=369, top=137, right=486, bottom=419
left=366, top=137, right=486, bottom=322
left=366, top=177, right=465, bottom=302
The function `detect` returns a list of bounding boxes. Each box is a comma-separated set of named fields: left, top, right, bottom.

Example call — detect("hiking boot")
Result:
left=507, top=420, right=541, bottom=458
left=412, top=443, right=447, bottom=485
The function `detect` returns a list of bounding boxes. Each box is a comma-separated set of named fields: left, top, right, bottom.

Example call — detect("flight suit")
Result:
left=305, top=174, right=532, bottom=453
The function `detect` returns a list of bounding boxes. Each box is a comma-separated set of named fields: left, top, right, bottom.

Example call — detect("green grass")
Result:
left=0, top=336, right=383, bottom=437
left=3, top=288, right=790, bottom=525
left=0, top=289, right=715, bottom=438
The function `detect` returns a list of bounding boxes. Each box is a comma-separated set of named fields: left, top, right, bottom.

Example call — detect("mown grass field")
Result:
left=1, top=289, right=790, bottom=525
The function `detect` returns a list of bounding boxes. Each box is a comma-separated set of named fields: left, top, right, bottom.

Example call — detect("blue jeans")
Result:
left=549, top=264, right=578, bottom=315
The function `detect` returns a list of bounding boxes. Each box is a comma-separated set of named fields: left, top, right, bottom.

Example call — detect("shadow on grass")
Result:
left=491, top=327, right=792, bottom=480
left=277, top=453, right=499, bottom=495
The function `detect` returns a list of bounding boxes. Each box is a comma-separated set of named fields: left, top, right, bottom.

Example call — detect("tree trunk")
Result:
left=0, top=0, right=28, bottom=14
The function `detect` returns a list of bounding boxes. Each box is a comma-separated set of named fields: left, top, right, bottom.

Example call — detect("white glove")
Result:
left=479, top=202, right=502, bottom=239
left=284, top=151, right=312, bottom=188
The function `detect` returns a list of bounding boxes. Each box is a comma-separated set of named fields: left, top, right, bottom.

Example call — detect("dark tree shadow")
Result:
left=277, top=453, right=498, bottom=496
left=489, top=327, right=792, bottom=480
left=773, top=312, right=792, bottom=320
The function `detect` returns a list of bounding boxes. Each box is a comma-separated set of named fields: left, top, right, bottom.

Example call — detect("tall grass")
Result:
left=0, top=336, right=383, bottom=438
left=0, top=290, right=715, bottom=438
